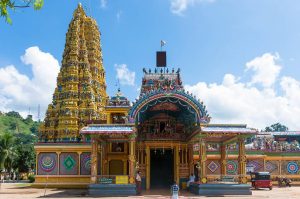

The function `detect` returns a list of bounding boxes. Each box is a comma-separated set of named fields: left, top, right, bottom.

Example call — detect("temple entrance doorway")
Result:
left=109, top=160, right=124, bottom=175
left=150, top=149, right=174, bottom=189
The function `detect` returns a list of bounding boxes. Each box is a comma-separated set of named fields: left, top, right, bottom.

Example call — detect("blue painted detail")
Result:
left=287, top=162, right=299, bottom=174
left=83, top=126, right=133, bottom=131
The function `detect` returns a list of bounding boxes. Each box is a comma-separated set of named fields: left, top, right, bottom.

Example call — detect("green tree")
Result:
left=13, top=129, right=37, bottom=173
left=0, top=111, right=40, bottom=179
left=0, top=132, right=15, bottom=172
left=30, top=121, right=39, bottom=135
left=264, top=123, right=289, bottom=132
left=15, top=132, right=37, bottom=145
left=15, top=144, right=35, bottom=172
left=6, top=111, right=22, bottom=119
left=0, top=0, right=44, bottom=24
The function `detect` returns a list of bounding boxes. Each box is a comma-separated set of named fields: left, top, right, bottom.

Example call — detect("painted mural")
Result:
left=226, top=160, right=238, bottom=175
left=265, top=160, right=279, bottom=175
left=59, top=152, right=78, bottom=175
left=80, top=152, right=91, bottom=175
left=38, top=153, right=58, bottom=175
left=206, top=160, right=221, bottom=175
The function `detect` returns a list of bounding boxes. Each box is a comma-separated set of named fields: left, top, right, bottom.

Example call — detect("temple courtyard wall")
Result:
left=34, top=143, right=300, bottom=188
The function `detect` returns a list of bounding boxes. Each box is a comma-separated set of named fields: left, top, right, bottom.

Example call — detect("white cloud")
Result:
left=246, top=53, right=281, bottom=88
left=100, top=0, right=107, bottom=8
left=0, top=46, right=60, bottom=119
left=185, top=53, right=300, bottom=130
left=170, top=0, right=215, bottom=15
left=115, top=64, right=135, bottom=86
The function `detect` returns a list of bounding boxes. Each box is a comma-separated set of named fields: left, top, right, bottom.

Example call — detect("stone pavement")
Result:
left=0, top=183, right=300, bottom=198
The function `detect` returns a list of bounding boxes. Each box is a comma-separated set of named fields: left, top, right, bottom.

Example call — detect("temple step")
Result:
left=189, top=183, right=252, bottom=196
left=88, top=184, right=137, bottom=196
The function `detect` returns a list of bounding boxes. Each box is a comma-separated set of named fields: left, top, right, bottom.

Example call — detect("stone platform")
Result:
left=189, top=183, right=252, bottom=196
left=88, top=184, right=137, bottom=196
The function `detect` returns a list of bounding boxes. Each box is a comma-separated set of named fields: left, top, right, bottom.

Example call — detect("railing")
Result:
left=97, top=175, right=129, bottom=184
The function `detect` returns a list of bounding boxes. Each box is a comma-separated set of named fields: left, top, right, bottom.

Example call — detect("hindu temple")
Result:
left=34, top=4, right=300, bottom=196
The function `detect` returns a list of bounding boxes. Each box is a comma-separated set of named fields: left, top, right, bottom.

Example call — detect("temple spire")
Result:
left=39, top=5, right=107, bottom=143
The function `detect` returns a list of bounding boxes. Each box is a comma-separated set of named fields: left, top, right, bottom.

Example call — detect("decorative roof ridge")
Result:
left=258, top=131, right=300, bottom=136
left=105, top=106, right=131, bottom=108
left=260, top=131, right=300, bottom=133
left=88, top=124, right=135, bottom=127
left=142, top=67, right=180, bottom=75
left=200, top=124, right=248, bottom=128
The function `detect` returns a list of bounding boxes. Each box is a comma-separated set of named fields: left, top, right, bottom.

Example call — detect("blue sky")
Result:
left=0, top=0, right=300, bottom=130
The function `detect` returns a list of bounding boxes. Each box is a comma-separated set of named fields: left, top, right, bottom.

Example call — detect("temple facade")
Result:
left=34, top=4, right=300, bottom=191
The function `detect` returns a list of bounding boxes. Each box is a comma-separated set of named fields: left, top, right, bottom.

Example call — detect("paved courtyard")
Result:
left=0, top=183, right=300, bottom=199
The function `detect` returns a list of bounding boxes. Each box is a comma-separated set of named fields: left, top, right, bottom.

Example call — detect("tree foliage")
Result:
left=0, top=111, right=40, bottom=176
left=264, top=123, right=289, bottom=132
left=14, top=134, right=36, bottom=172
left=0, top=0, right=44, bottom=24
left=0, top=132, right=15, bottom=171
left=6, top=111, right=22, bottom=119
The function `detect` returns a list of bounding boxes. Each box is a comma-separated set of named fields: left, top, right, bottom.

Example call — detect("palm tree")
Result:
left=0, top=132, right=16, bottom=179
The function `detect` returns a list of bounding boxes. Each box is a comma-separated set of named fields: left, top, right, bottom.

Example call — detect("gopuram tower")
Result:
left=39, top=4, right=107, bottom=142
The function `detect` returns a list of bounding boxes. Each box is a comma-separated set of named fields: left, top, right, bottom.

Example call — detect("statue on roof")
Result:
left=143, top=68, right=147, bottom=74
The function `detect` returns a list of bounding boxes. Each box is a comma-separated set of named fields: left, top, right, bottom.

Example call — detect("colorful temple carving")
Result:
left=34, top=4, right=300, bottom=194
left=39, top=4, right=107, bottom=143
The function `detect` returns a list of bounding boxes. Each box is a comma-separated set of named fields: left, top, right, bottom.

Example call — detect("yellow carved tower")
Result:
left=39, top=4, right=107, bottom=142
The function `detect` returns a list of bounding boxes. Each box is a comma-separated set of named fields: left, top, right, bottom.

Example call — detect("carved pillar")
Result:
left=101, top=142, right=107, bottom=175
left=238, top=138, right=247, bottom=184
left=185, top=147, right=188, bottom=164
left=279, top=160, right=282, bottom=176
left=56, top=152, right=61, bottom=175
left=146, top=145, right=150, bottom=190
left=36, top=152, right=40, bottom=175
left=77, top=151, right=82, bottom=175
left=220, top=144, right=227, bottom=177
left=99, top=143, right=102, bottom=175
left=128, top=137, right=136, bottom=184
left=188, top=144, right=194, bottom=175
left=174, top=145, right=180, bottom=184
left=199, top=138, right=207, bottom=183
left=91, top=138, right=98, bottom=183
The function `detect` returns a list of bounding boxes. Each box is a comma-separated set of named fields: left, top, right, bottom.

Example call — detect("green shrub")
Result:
left=28, top=174, right=35, bottom=183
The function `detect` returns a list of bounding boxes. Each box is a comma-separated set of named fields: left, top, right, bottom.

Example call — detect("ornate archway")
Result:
left=129, top=90, right=210, bottom=125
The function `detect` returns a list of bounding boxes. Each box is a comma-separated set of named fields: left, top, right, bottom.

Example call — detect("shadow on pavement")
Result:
left=37, top=189, right=88, bottom=198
